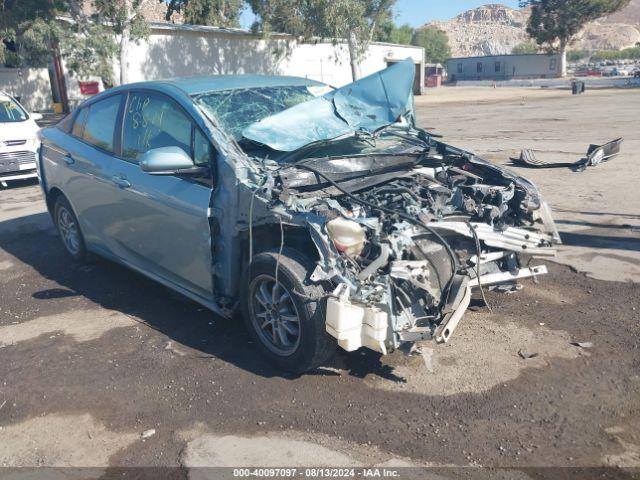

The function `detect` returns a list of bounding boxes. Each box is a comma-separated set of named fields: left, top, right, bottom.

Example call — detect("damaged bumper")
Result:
left=322, top=208, right=560, bottom=355
left=325, top=249, right=553, bottom=354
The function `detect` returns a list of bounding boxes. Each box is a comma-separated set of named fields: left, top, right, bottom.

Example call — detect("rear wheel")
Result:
left=241, top=248, right=335, bottom=373
left=54, top=196, right=88, bottom=262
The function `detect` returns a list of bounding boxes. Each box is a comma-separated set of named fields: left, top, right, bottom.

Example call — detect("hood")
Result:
left=242, top=59, right=416, bottom=152
left=0, top=120, right=39, bottom=142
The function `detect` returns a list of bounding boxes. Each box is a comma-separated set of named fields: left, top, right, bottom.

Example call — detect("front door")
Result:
left=106, top=91, right=215, bottom=303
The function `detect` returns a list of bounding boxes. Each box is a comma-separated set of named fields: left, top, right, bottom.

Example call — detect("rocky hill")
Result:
left=422, top=2, right=640, bottom=57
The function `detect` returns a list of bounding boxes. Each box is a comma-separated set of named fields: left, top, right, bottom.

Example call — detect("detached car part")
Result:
left=515, top=138, right=623, bottom=171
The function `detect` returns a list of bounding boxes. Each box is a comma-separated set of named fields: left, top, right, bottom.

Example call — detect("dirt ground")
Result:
left=0, top=88, right=639, bottom=479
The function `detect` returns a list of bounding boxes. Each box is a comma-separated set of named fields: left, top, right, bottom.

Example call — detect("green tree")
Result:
left=165, top=0, right=243, bottom=26
left=62, top=24, right=118, bottom=86
left=248, top=0, right=397, bottom=81
left=567, top=49, right=588, bottom=61
left=411, top=28, right=451, bottom=64
left=511, top=41, right=539, bottom=54
left=0, top=0, right=66, bottom=66
left=91, top=0, right=150, bottom=85
left=520, top=0, right=631, bottom=77
left=375, top=20, right=413, bottom=45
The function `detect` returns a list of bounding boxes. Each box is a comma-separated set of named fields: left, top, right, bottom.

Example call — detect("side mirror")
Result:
left=139, top=146, right=207, bottom=176
left=31, top=112, right=43, bottom=121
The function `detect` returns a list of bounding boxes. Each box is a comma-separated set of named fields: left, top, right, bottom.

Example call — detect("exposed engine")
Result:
left=274, top=142, right=559, bottom=352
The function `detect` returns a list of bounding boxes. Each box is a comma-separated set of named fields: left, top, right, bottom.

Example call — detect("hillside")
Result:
left=421, top=1, right=640, bottom=58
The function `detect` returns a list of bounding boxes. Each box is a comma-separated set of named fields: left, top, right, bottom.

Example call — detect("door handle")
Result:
left=111, top=175, right=131, bottom=189
left=64, top=153, right=75, bottom=165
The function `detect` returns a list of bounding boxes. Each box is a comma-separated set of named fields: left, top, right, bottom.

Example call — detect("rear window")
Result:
left=82, top=95, right=122, bottom=152
left=194, top=85, right=329, bottom=140
left=0, top=95, right=28, bottom=122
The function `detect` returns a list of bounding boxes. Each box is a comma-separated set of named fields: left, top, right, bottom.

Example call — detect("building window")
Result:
left=457, top=63, right=463, bottom=73
left=477, top=62, right=483, bottom=73
left=495, top=61, right=501, bottom=73
left=550, top=58, right=557, bottom=70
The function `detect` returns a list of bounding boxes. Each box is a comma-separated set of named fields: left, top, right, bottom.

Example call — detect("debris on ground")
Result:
left=570, top=341, right=594, bottom=349
left=421, top=347, right=435, bottom=374
left=518, top=350, right=539, bottom=360
left=490, top=283, right=523, bottom=294
left=141, top=429, right=156, bottom=439
left=164, top=341, right=187, bottom=357
left=513, top=138, right=622, bottom=171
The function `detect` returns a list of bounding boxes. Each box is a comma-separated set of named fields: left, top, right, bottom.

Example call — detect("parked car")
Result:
left=38, top=60, right=560, bottom=372
left=0, top=91, right=42, bottom=186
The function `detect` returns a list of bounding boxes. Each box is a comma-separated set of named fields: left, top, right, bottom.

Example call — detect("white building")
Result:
left=1, top=23, right=424, bottom=111
left=121, top=23, right=425, bottom=95
left=447, top=53, right=561, bottom=82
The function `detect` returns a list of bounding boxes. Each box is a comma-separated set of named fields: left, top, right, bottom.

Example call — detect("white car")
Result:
left=0, top=91, right=42, bottom=187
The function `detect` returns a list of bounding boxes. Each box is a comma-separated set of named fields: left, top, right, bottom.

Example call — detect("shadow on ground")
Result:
left=0, top=211, right=396, bottom=381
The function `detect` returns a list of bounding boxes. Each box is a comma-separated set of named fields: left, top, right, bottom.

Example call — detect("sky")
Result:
left=239, top=1, right=522, bottom=29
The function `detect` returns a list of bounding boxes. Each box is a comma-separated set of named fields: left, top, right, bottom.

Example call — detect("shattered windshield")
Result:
left=242, top=59, right=417, bottom=153
left=194, top=86, right=325, bottom=140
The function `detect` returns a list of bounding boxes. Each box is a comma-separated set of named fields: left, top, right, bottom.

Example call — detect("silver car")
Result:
left=39, top=60, right=560, bottom=372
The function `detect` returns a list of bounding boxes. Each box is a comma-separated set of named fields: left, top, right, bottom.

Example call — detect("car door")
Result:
left=105, top=90, right=214, bottom=303
left=48, top=94, right=125, bottom=253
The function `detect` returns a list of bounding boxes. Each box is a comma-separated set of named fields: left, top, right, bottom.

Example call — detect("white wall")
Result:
left=124, top=27, right=424, bottom=90
left=0, top=67, right=52, bottom=111
left=280, top=41, right=424, bottom=88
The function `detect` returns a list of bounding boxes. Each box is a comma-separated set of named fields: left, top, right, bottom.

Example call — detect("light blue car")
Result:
left=39, top=60, right=560, bottom=372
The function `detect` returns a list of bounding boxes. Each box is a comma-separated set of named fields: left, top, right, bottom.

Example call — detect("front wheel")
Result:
left=241, top=248, right=335, bottom=373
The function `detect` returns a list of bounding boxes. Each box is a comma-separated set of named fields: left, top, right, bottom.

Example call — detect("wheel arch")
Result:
left=45, top=186, right=65, bottom=217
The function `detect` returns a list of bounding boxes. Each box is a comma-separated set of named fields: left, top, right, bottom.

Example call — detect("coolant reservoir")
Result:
left=326, top=217, right=366, bottom=256
left=326, top=284, right=364, bottom=352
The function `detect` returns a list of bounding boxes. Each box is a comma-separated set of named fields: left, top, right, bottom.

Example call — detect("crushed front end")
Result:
left=232, top=59, right=561, bottom=356
left=272, top=137, right=560, bottom=354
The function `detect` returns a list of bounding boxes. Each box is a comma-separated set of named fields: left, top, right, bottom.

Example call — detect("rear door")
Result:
left=105, top=90, right=214, bottom=302
left=47, top=94, right=124, bottom=253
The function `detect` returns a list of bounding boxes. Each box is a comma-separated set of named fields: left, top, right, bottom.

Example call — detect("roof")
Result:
left=447, top=53, right=559, bottom=62
left=148, top=22, right=425, bottom=50
left=129, top=75, right=328, bottom=95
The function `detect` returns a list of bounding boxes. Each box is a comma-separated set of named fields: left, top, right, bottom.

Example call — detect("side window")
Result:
left=71, top=108, right=88, bottom=138
left=57, top=112, right=75, bottom=133
left=82, top=95, right=122, bottom=152
left=495, top=61, right=501, bottom=73
left=122, top=92, right=192, bottom=162
left=193, top=128, right=213, bottom=166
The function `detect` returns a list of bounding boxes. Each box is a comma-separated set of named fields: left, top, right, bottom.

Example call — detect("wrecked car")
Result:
left=38, top=60, right=560, bottom=372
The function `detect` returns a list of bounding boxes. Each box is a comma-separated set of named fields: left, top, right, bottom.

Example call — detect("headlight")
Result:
left=326, top=217, right=366, bottom=257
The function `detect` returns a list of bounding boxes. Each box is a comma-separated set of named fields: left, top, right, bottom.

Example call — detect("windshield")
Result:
left=0, top=96, right=28, bottom=122
left=194, top=85, right=327, bottom=140
left=242, top=59, right=416, bottom=153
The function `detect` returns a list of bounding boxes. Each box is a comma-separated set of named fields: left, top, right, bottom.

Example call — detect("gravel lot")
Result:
left=0, top=88, right=639, bottom=478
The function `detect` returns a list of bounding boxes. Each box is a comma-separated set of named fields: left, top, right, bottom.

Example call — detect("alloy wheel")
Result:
left=57, top=207, right=81, bottom=255
left=249, top=274, right=301, bottom=356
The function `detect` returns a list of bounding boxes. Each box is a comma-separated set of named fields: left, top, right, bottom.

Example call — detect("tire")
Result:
left=54, top=196, right=88, bottom=263
left=241, top=247, right=336, bottom=373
